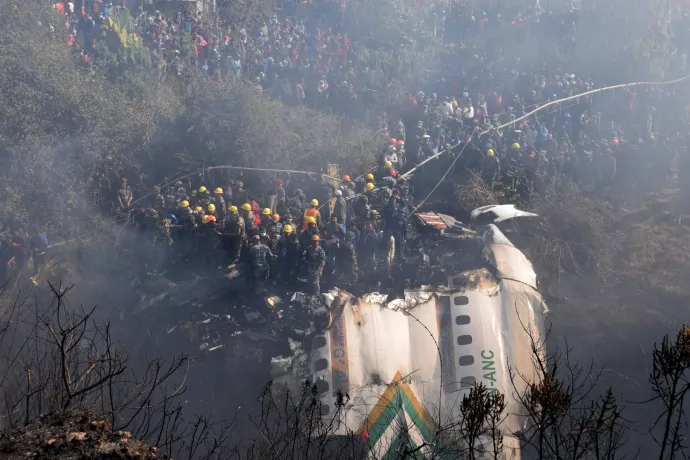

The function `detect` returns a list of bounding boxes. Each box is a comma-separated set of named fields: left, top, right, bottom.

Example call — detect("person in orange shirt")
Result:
left=302, top=199, right=320, bottom=230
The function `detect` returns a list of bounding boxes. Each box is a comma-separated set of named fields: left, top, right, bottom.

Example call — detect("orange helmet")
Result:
left=396, top=140, right=404, bottom=146
left=272, top=213, right=280, bottom=222
left=311, top=234, right=320, bottom=241
left=343, top=175, right=351, bottom=182
left=389, top=138, right=396, bottom=144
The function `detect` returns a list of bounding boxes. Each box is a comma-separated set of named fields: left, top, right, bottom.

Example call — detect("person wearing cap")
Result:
left=213, top=187, right=226, bottom=227
left=358, top=222, right=380, bottom=278
left=260, top=208, right=272, bottom=232
left=117, top=178, right=133, bottom=211
left=266, top=213, right=283, bottom=235
left=302, top=199, right=321, bottom=230
left=305, top=234, right=326, bottom=295
left=152, top=186, right=166, bottom=214
left=332, top=190, right=347, bottom=226
left=337, top=230, right=358, bottom=285
left=279, top=224, right=301, bottom=285
left=299, top=215, right=320, bottom=248
left=481, top=148, right=500, bottom=188
left=241, top=203, right=258, bottom=238
left=152, top=212, right=174, bottom=268
left=249, top=234, right=273, bottom=293
left=225, top=205, right=245, bottom=263
left=382, top=146, right=399, bottom=171
left=274, top=179, right=287, bottom=214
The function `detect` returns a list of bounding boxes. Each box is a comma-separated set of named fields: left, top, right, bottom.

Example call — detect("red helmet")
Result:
left=390, top=169, right=397, bottom=177
left=389, top=137, right=396, bottom=144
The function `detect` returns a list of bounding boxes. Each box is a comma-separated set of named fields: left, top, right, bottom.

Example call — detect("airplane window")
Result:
left=461, top=376, right=476, bottom=388
left=454, top=296, right=469, bottom=306
left=315, top=378, right=329, bottom=394
left=457, top=335, right=472, bottom=345
left=314, top=359, right=329, bottom=372
left=313, top=336, right=327, bottom=349
left=458, top=355, right=474, bottom=366
left=455, top=315, right=471, bottom=325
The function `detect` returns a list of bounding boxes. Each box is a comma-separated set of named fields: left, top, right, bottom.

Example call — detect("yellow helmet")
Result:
left=199, top=186, right=207, bottom=193
left=214, top=187, right=223, bottom=194
left=310, top=199, right=319, bottom=207
left=229, top=205, right=238, bottom=213
left=384, top=161, right=392, bottom=168
left=201, top=215, right=209, bottom=223
left=366, top=182, right=375, bottom=191
left=487, top=149, right=495, bottom=156
left=511, top=142, right=520, bottom=150
left=181, top=200, right=189, bottom=208
left=207, top=203, right=216, bottom=212
left=194, top=206, right=203, bottom=213
left=283, top=224, right=293, bottom=233
left=241, top=203, right=251, bottom=211
left=262, top=208, right=271, bottom=216
left=305, top=216, right=316, bottom=224
left=366, top=173, right=374, bottom=181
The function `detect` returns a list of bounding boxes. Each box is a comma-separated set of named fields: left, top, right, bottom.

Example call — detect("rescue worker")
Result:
left=117, top=178, right=133, bottom=211
left=337, top=231, right=358, bottom=285
left=302, top=199, right=321, bottom=230
left=274, top=179, right=286, bottom=214
left=267, top=213, right=283, bottom=234
left=353, top=194, right=372, bottom=223
left=332, top=190, right=347, bottom=226
left=260, top=208, right=272, bottom=232
left=214, top=188, right=226, bottom=227
left=241, top=203, right=258, bottom=238
left=377, top=161, right=393, bottom=181
left=481, top=149, right=500, bottom=188
left=153, top=216, right=173, bottom=271
left=249, top=234, right=273, bottom=293
left=299, top=216, right=320, bottom=248
left=305, top=234, right=326, bottom=295
left=225, top=205, right=245, bottom=262
left=29, top=228, right=48, bottom=277
left=280, top=225, right=301, bottom=284
left=152, top=186, right=166, bottom=214
left=197, top=186, right=212, bottom=208
left=207, top=203, right=216, bottom=218
left=358, top=222, right=380, bottom=276
left=178, top=200, right=190, bottom=215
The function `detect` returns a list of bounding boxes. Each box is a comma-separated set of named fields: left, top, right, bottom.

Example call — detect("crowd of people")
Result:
left=119, top=160, right=413, bottom=296
left=53, top=0, right=686, bottom=197
left=4, top=0, right=683, bottom=294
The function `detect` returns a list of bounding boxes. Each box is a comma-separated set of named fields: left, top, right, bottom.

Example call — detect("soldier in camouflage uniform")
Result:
left=213, top=188, right=226, bottom=229
left=117, top=178, right=133, bottom=218
left=337, top=231, right=358, bottom=285
left=249, top=235, right=273, bottom=293
left=305, top=234, right=326, bottom=295
left=225, top=205, right=245, bottom=263
left=241, top=203, right=258, bottom=239
left=152, top=186, right=166, bottom=215
left=152, top=216, right=173, bottom=271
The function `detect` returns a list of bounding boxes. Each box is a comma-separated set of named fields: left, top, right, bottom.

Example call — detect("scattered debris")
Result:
left=0, top=412, right=169, bottom=459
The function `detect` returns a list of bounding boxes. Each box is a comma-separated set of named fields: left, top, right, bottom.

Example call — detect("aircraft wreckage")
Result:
left=135, top=205, right=547, bottom=459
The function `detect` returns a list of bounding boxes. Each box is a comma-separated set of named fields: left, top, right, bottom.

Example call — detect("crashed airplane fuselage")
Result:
left=302, top=205, right=547, bottom=458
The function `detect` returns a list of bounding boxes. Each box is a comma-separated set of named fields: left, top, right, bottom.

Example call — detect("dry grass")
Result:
left=451, top=172, right=498, bottom=215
